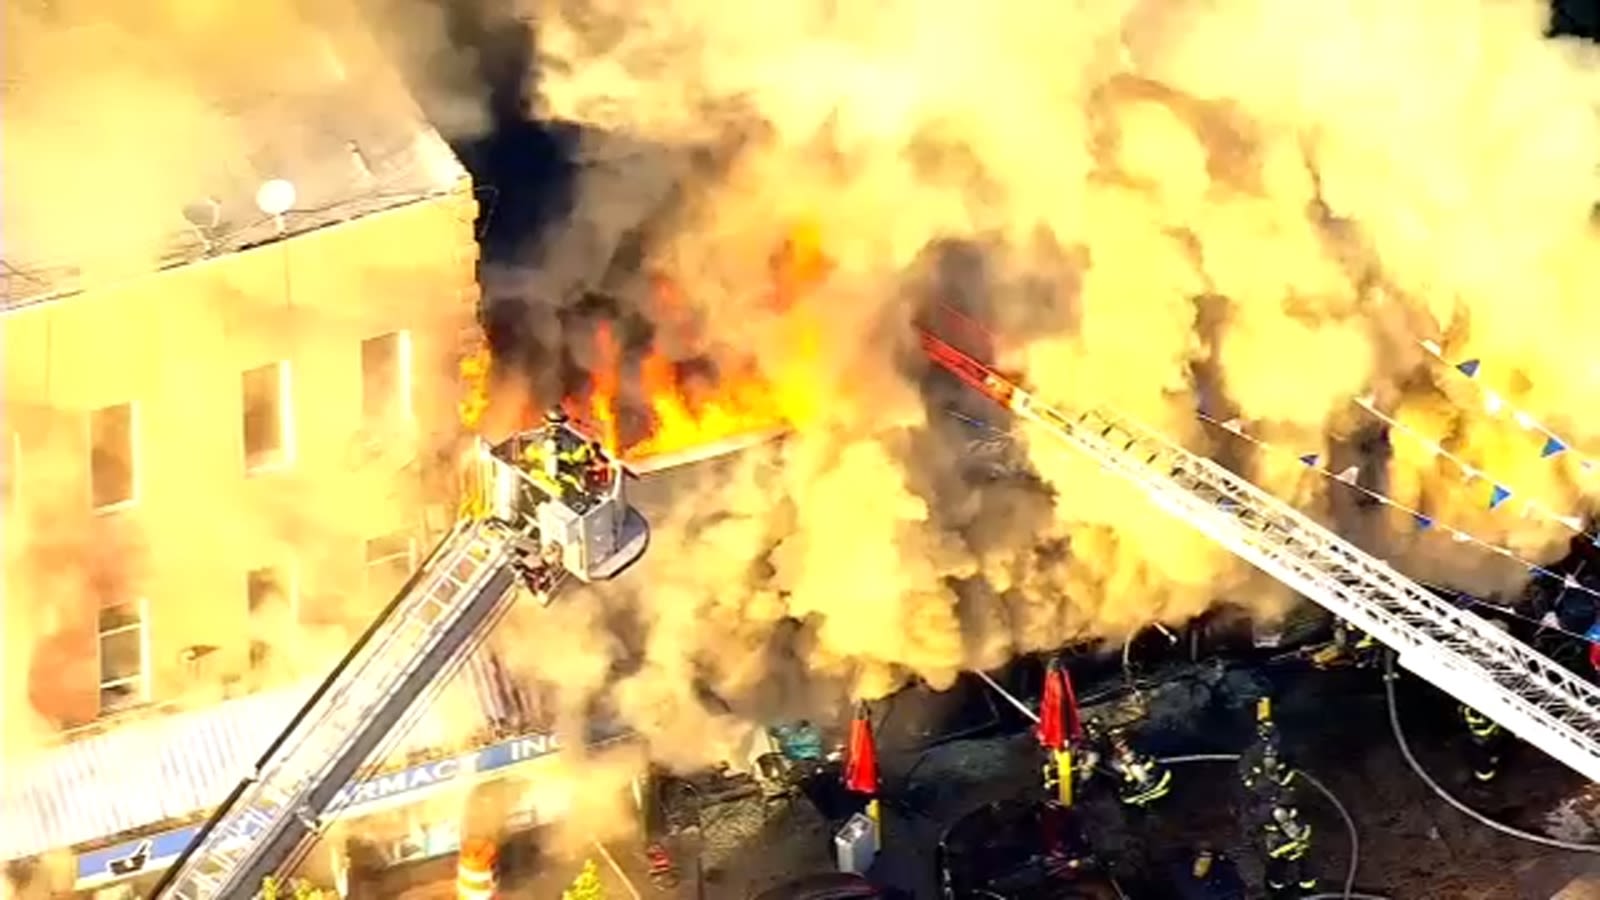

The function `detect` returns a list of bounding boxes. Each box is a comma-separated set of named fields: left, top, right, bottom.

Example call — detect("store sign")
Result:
left=74, top=730, right=569, bottom=890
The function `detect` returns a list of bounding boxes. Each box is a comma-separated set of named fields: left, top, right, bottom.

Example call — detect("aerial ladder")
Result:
left=920, top=328, right=1600, bottom=784
left=152, top=411, right=650, bottom=900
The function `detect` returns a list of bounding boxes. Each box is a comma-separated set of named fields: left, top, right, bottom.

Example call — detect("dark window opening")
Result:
left=242, top=363, right=287, bottom=468
left=361, top=333, right=407, bottom=422
left=90, top=404, right=135, bottom=508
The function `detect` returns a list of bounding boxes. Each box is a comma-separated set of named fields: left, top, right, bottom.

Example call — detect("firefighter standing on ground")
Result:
left=1261, top=803, right=1316, bottom=899
left=1311, top=618, right=1380, bottom=669
left=1107, top=729, right=1173, bottom=809
left=1460, top=618, right=1512, bottom=783
left=1461, top=704, right=1506, bottom=783
left=1241, top=699, right=1298, bottom=814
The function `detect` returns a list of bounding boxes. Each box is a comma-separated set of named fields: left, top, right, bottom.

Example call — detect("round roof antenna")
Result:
left=181, top=197, right=223, bottom=253
left=255, top=179, right=297, bottom=235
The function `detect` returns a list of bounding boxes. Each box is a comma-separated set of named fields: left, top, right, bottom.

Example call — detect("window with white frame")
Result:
left=242, top=362, right=292, bottom=471
left=361, top=331, right=412, bottom=424
left=364, top=532, right=416, bottom=605
left=98, top=601, right=148, bottom=714
left=90, top=403, right=136, bottom=509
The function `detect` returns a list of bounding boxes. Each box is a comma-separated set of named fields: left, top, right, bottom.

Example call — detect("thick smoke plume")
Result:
left=476, top=0, right=1600, bottom=764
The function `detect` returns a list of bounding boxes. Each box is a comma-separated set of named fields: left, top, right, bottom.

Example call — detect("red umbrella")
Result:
left=844, top=706, right=879, bottom=796
left=1037, top=661, right=1084, bottom=749
left=1061, top=665, right=1083, bottom=742
left=1037, top=664, right=1066, bottom=750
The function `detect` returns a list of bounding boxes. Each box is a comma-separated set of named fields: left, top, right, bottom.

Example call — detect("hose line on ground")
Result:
left=974, top=670, right=1364, bottom=898
left=1381, top=651, right=1600, bottom=854
left=1159, top=754, right=1359, bottom=900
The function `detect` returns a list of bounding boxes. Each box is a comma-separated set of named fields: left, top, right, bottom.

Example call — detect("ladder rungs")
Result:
left=160, top=522, right=519, bottom=894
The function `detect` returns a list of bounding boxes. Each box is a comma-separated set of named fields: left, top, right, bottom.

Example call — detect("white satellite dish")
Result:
left=255, top=179, right=297, bottom=235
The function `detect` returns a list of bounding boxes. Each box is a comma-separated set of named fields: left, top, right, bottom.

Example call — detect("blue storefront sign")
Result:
left=74, top=731, right=568, bottom=890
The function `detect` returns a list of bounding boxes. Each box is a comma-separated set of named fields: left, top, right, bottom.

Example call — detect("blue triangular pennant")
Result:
left=1542, top=436, right=1568, bottom=458
left=1587, top=623, right=1600, bottom=644
left=1413, top=513, right=1434, bottom=530
left=1456, top=359, right=1481, bottom=378
left=1488, top=484, right=1512, bottom=510
left=1299, top=453, right=1320, bottom=468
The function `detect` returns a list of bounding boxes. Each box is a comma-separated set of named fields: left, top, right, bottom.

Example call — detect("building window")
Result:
left=361, top=332, right=412, bottom=423
left=365, top=532, right=417, bottom=604
left=247, top=566, right=293, bottom=671
left=242, top=362, right=293, bottom=471
left=90, top=403, right=136, bottom=509
left=98, top=601, right=148, bottom=714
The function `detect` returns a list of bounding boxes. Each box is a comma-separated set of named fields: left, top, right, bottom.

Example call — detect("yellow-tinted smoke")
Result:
left=1, top=0, right=490, bottom=759
left=506, top=0, right=1600, bottom=754
left=1, top=0, right=488, bottom=285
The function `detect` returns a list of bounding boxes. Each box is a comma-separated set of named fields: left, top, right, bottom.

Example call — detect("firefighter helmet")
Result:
left=544, top=407, right=569, bottom=426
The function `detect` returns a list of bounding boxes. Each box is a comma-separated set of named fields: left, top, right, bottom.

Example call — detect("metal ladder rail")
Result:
left=917, top=328, right=1600, bottom=781
left=1068, top=404, right=1600, bottom=730
left=268, top=550, right=535, bottom=889
left=1011, top=394, right=1600, bottom=782
left=154, top=516, right=490, bottom=900
left=186, top=525, right=514, bottom=888
left=162, top=537, right=512, bottom=900
left=208, top=560, right=522, bottom=900
left=159, top=521, right=518, bottom=899
left=168, top=546, right=519, bottom=900
left=236, top=523, right=512, bottom=808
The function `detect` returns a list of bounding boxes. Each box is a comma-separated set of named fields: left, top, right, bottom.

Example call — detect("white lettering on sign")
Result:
left=509, top=734, right=558, bottom=762
left=333, top=756, right=464, bottom=807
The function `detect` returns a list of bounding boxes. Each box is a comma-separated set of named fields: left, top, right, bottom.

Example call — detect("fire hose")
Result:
left=972, top=671, right=1363, bottom=899
left=1381, top=650, right=1600, bottom=854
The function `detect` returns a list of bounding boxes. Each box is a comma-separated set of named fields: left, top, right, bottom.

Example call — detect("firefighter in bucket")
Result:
left=523, top=408, right=597, bottom=506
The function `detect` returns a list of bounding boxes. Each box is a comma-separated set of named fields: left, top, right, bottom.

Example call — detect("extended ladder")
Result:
left=155, top=518, right=525, bottom=899
left=922, top=331, right=1600, bottom=783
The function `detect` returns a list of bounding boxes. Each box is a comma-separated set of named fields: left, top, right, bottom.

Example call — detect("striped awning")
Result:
left=0, top=646, right=533, bottom=862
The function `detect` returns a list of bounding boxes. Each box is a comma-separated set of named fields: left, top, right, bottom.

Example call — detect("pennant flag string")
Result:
left=1460, top=590, right=1597, bottom=644
left=942, top=405, right=1600, bottom=643
left=1418, top=340, right=1593, bottom=471
left=1350, top=395, right=1594, bottom=541
left=1193, top=409, right=1600, bottom=617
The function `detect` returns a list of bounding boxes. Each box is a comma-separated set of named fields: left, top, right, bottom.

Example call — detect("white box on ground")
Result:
left=834, top=813, right=878, bottom=874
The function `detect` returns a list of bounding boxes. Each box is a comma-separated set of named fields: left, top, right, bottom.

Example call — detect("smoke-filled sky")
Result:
left=6, top=0, right=1600, bottom=810
left=469, top=0, right=1600, bottom=754
left=1, top=0, right=488, bottom=282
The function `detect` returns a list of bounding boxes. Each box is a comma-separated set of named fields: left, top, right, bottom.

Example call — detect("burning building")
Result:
left=0, top=13, right=584, bottom=898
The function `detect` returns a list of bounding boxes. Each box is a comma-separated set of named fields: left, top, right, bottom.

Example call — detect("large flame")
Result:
left=570, top=225, right=831, bottom=462
left=457, top=226, right=832, bottom=462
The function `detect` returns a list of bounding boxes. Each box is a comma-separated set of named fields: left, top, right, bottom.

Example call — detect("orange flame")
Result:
left=588, top=321, right=622, bottom=453
left=458, top=344, right=493, bottom=432
left=569, top=223, right=833, bottom=462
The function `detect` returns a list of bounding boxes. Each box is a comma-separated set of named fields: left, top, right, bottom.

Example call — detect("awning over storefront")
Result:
left=71, top=730, right=575, bottom=892
left=0, top=646, right=538, bottom=863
